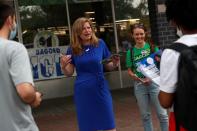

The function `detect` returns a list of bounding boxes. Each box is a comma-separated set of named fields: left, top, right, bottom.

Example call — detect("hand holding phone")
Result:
left=101, top=52, right=122, bottom=64
left=60, top=54, right=72, bottom=69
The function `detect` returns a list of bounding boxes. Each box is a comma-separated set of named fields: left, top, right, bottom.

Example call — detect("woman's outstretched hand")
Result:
left=60, top=54, right=72, bottom=70
left=111, top=55, right=120, bottom=67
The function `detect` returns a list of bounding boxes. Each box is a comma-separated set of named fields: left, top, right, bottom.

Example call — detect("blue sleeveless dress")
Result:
left=66, top=39, right=115, bottom=131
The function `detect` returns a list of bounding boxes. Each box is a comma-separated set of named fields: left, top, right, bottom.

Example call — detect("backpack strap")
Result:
left=149, top=39, right=155, bottom=53
left=167, top=42, right=190, bottom=53
left=130, top=47, right=134, bottom=69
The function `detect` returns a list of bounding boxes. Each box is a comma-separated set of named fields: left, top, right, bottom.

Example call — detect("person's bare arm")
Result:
left=62, top=63, right=74, bottom=76
left=127, top=68, right=143, bottom=82
left=158, top=91, right=174, bottom=108
left=16, top=83, right=42, bottom=108
left=105, top=62, right=117, bottom=71
left=128, top=68, right=151, bottom=85
left=128, top=68, right=138, bottom=81
left=105, top=55, right=120, bottom=71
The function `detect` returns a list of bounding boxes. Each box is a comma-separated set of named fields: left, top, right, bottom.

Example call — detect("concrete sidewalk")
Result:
left=33, top=87, right=161, bottom=131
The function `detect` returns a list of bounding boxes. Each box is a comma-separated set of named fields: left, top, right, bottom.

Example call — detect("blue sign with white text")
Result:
left=28, top=46, right=68, bottom=81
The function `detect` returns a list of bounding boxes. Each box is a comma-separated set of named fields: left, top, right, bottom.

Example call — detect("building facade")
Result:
left=1, top=0, right=177, bottom=99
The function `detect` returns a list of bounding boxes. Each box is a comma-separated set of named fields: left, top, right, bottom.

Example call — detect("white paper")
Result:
left=136, top=50, right=161, bottom=85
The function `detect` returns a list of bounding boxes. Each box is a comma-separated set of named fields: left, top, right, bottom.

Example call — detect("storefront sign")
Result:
left=28, top=46, right=68, bottom=81
left=34, top=31, right=59, bottom=48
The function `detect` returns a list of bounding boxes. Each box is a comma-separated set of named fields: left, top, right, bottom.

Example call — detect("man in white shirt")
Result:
left=159, top=0, right=197, bottom=130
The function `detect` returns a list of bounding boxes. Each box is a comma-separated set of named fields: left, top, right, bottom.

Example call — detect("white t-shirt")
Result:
left=160, top=34, right=197, bottom=93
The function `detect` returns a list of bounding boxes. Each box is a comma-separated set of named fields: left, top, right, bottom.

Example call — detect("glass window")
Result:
left=114, top=0, right=150, bottom=70
left=68, top=0, right=117, bottom=72
left=68, top=0, right=116, bottom=52
left=17, top=0, right=70, bottom=81
left=18, top=0, right=69, bottom=48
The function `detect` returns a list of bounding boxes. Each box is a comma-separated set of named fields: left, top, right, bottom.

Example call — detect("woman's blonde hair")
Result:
left=71, top=17, right=98, bottom=55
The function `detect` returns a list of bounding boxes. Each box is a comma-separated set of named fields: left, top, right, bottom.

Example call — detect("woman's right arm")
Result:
left=128, top=68, right=152, bottom=85
left=128, top=68, right=138, bottom=81
left=128, top=68, right=145, bottom=83
left=60, top=55, right=74, bottom=76
left=126, top=50, right=145, bottom=82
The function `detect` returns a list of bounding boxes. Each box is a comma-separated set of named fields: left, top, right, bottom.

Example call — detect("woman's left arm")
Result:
left=104, top=55, right=120, bottom=71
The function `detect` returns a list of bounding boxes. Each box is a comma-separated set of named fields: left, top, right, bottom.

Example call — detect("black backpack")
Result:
left=168, top=43, right=197, bottom=131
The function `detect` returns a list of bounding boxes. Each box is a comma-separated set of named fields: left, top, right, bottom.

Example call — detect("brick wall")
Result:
left=148, top=0, right=178, bottom=48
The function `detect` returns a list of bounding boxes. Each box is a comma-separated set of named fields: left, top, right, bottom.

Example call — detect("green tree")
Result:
left=114, top=0, right=149, bottom=20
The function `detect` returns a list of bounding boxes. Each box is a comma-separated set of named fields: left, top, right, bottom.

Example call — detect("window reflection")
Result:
left=17, top=0, right=150, bottom=72
left=68, top=0, right=116, bottom=53
left=114, top=0, right=150, bottom=70
left=18, top=2, right=69, bottom=48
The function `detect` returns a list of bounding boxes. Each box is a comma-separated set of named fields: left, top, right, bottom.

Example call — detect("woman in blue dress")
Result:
left=60, top=17, right=119, bottom=131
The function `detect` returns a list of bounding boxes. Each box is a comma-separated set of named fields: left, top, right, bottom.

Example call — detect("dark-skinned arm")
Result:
left=158, top=91, right=174, bottom=109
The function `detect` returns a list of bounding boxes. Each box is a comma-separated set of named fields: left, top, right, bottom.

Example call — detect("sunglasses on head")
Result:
left=131, top=23, right=147, bottom=32
left=132, top=23, right=145, bottom=28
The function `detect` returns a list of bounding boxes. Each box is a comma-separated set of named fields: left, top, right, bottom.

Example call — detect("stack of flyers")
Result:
left=136, top=50, right=162, bottom=85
